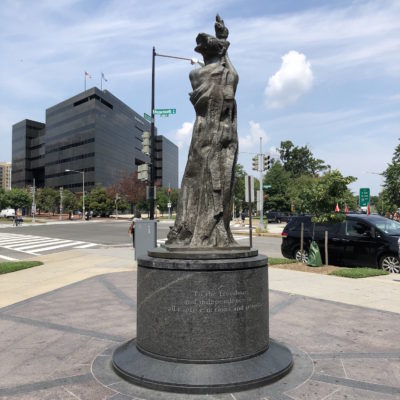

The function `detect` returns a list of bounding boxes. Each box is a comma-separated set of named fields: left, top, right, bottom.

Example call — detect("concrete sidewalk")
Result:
left=0, top=247, right=134, bottom=308
left=0, top=249, right=399, bottom=400
left=0, top=248, right=399, bottom=314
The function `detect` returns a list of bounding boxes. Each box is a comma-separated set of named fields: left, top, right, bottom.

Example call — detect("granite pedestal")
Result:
left=112, top=248, right=293, bottom=394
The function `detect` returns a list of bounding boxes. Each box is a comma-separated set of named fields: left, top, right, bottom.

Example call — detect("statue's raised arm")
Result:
left=166, top=15, right=239, bottom=249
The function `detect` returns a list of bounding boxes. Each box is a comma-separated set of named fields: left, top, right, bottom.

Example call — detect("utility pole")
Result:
left=150, top=46, right=156, bottom=220
left=59, top=187, right=63, bottom=221
left=259, top=137, right=264, bottom=231
left=251, top=137, right=271, bottom=231
left=31, top=178, right=36, bottom=223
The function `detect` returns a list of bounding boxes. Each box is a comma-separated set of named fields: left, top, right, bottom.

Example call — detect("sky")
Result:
left=1, top=0, right=399, bottom=195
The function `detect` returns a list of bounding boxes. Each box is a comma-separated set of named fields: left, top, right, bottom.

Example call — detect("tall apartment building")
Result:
left=12, top=87, right=178, bottom=192
left=0, top=162, right=12, bottom=191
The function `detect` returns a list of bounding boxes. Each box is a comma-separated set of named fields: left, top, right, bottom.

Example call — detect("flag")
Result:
left=335, top=203, right=340, bottom=212
left=367, top=203, right=371, bottom=215
left=345, top=203, right=349, bottom=214
left=85, top=71, right=92, bottom=79
left=101, top=72, right=108, bottom=82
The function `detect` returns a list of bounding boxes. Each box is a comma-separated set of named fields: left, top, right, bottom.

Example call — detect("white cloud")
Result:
left=239, top=121, right=269, bottom=152
left=175, top=121, right=194, bottom=148
left=265, top=50, right=313, bottom=108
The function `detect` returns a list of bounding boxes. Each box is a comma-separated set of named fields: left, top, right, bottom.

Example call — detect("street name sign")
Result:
left=153, top=108, right=176, bottom=116
left=263, top=185, right=271, bottom=189
left=359, top=188, right=370, bottom=207
left=143, top=113, right=152, bottom=122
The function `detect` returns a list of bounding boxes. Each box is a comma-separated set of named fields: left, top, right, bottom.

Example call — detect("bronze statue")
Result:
left=166, top=15, right=239, bottom=248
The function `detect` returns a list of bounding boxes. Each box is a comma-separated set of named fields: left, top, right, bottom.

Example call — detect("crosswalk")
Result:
left=0, top=233, right=98, bottom=256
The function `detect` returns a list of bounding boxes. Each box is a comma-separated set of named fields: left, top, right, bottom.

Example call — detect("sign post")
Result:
left=359, top=188, right=370, bottom=207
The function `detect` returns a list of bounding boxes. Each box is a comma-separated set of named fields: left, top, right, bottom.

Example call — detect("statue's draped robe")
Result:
left=167, top=56, right=239, bottom=248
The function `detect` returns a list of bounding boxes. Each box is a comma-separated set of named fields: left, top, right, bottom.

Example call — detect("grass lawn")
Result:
left=0, top=261, right=43, bottom=275
left=329, top=267, right=389, bottom=279
left=268, top=257, right=297, bottom=266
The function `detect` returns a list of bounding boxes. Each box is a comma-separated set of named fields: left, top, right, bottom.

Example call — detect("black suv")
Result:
left=281, top=214, right=400, bottom=273
left=266, top=211, right=291, bottom=223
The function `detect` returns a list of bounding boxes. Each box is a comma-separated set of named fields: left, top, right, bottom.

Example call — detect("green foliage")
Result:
left=85, top=185, right=114, bottom=217
left=268, top=258, right=297, bottom=265
left=4, top=188, right=32, bottom=211
left=329, top=267, right=389, bottom=278
left=0, top=261, right=43, bottom=275
left=155, top=187, right=179, bottom=216
left=234, top=164, right=246, bottom=213
left=294, top=169, right=357, bottom=221
left=37, top=188, right=59, bottom=214
left=382, top=141, right=400, bottom=209
left=263, top=161, right=291, bottom=212
left=0, top=188, right=7, bottom=209
left=62, top=190, right=80, bottom=212
left=279, top=140, right=329, bottom=177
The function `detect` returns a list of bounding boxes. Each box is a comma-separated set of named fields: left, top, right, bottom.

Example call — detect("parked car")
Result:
left=281, top=214, right=400, bottom=273
left=266, top=211, right=290, bottom=223
left=0, top=208, right=15, bottom=219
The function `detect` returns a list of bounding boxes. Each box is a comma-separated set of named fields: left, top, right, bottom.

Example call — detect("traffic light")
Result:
left=142, top=131, right=150, bottom=155
left=264, top=155, right=271, bottom=171
left=138, top=164, right=149, bottom=181
left=252, top=155, right=259, bottom=171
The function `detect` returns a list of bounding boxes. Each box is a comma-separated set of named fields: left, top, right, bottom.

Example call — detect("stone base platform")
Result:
left=111, top=249, right=293, bottom=394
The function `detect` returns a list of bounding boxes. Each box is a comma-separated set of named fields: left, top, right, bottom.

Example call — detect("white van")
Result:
left=0, top=208, right=15, bottom=218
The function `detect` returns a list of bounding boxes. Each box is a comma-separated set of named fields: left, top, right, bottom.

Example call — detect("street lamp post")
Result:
left=149, top=47, right=203, bottom=220
left=65, top=169, right=85, bottom=219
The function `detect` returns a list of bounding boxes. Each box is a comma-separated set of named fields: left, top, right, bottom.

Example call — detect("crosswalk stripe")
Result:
left=0, top=233, right=98, bottom=255
left=14, top=240, right=72, bottom=251
left=32, top=241, right=84, bottom=253
left=2, top=238, right=56, bottom=247
left=74, top=243, right=97, bottom=249
left=0, top=254, right=18, bottom=261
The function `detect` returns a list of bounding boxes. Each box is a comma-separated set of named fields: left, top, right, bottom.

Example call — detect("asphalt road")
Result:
left=0, top=219, right=283, bottom=260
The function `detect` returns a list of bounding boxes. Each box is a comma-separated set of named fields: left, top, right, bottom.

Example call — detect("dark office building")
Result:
left=12, top=87, right=179, bottom=192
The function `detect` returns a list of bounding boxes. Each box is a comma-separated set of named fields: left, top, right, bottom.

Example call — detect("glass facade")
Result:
left=11, top=87, right=179, bottom=192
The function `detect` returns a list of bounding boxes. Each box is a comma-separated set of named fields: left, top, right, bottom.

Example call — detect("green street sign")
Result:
left=359, top=188, right=370, bottom=207
left=263, top=185, right=271, bottom=189
left=153, top=108, right=176, bottom=116
left=143, top=113, right=152, bottom=122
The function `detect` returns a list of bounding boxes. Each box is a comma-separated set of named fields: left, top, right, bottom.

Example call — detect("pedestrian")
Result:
left=394, top=212, right=400, bottom=222
left=128, top=212, right=142, bottom=248
left=241, top=211, right=245, bottom=227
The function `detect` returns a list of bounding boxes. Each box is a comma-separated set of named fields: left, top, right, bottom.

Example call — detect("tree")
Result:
left=110, top=170, right=147, bottom=211
left=279, top=140, right=329, bottom=177
left=62, top=190, right=79, bottom=213
left=294, top=170, right=357, bottom=222
left=86, top=185, right=114, bottom=217
left=382, top=141, right=400, bottom=208
left=0, top=189, right=7, bottom=210
left=156, top=188, right=169, bottom=216
left=5, top=188, right=31, bottom=212
left=37, top=188, right=59, bottom=214
left=263, top=161, right=291, bottom=212
left=234, top=164, right=246, bottom=214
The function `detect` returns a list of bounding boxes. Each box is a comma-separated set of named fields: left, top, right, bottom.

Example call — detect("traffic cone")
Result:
left=335, top=203, right=340, bottom=212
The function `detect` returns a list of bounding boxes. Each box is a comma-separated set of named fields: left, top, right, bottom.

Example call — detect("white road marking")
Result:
left=0, top=254, right=18, bottom=261
left=0, top=233, right=98, bottom=256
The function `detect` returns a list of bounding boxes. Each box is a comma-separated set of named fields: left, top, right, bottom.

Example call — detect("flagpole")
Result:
left=100, top=75, right=102, bottom=91
left=84, top=72, right=86, bottom=91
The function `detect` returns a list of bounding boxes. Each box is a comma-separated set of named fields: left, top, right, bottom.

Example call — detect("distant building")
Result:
left=0, top=161, right=12, bottom=191
left=12, top=87, right=179, bottom=192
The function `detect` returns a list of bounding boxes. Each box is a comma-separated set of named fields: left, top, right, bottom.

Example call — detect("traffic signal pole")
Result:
left=150, top=47, right=156, bottom=220
left=259, top=137, right=264, bottom=231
